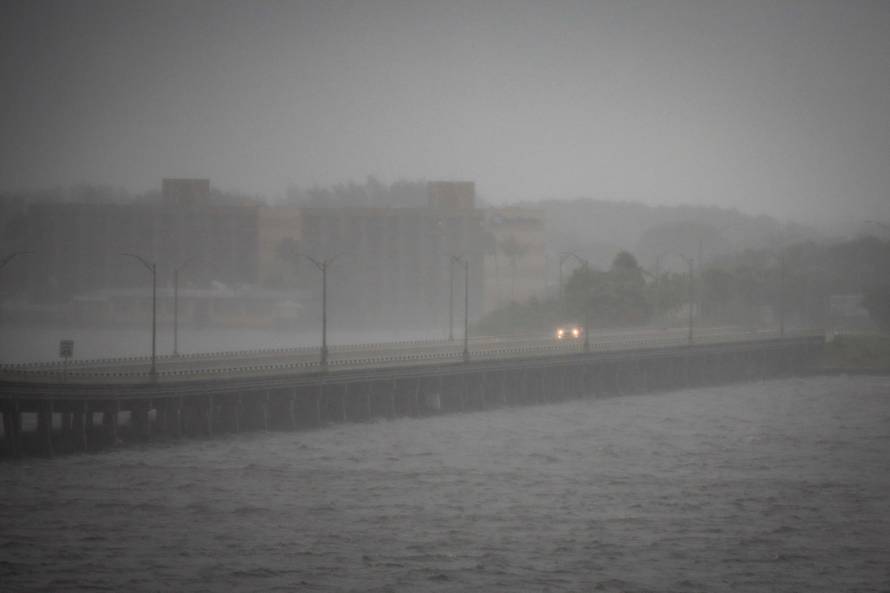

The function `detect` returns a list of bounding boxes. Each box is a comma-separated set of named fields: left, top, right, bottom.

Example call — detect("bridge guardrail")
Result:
left=0, top=329, right=823, bottom=383
left=0, top=326, right=752, bottom=371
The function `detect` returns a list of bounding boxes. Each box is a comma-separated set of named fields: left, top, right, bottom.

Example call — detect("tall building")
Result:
left=17, top=180, right=260, bottom=303
left=483, top=206, right=548, bottom=312
left=257, top=205, right=302, bottom=289
left=276, top=181, right=489, bottom=330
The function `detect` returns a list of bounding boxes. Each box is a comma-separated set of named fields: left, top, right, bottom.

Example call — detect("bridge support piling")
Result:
left=131, top=400, right=150, bottom=439
left=205, top=395, right=214, bottom=437
left=84, top=406, right=95, bottom=445
left=231, top=395, right=242, bottom=433
left=37, top=400, right=54, bottom=457
left=413, top=378, right=421, bottom=416
left=261, top=391, right=270, bottom=431
left=155, top=399, right=168, bottom=435
left=2, top=401, right=22, bottom=458
left=73, top=402, right=87, bottom=452
left=389, top=379, right=397, bottom=418
left=103, top=401, right=119, bottom=446
left=365, top=383, right=373, bottom=420
left=173, top=397, right=183, bottom=438
left=61, top=411, right=73, bottom=441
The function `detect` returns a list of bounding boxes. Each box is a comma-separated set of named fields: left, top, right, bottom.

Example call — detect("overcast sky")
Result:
left=1, top=0, right=888, bottom=226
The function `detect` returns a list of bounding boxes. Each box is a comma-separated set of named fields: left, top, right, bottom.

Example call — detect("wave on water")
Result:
left=1, top=376, right=888, bottom=593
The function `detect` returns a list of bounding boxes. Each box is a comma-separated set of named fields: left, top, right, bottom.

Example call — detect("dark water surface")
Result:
left=2, top=376, right=889, bottom=592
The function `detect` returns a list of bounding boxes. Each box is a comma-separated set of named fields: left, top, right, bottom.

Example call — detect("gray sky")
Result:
left=1, top=0, right=888, bottom=226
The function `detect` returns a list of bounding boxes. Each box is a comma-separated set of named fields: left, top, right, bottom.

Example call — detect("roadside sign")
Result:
left=59, top=339, right=74, bottom=359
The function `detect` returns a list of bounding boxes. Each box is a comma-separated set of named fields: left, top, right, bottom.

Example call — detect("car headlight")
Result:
left=572, top=328, right=580, bottom=337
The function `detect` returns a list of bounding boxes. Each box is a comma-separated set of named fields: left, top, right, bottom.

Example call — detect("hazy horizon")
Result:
left=2, top=0, right=888, bottom=228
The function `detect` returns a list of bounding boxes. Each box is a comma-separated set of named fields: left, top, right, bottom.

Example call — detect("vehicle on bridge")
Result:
left=555, top=323, right=583, bottom=340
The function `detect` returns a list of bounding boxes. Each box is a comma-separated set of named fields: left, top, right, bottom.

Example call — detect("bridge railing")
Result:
left=0, top=329, right=824, bottom=384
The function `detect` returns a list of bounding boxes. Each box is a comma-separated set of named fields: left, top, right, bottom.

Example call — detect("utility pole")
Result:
left=687, top=256, right=695, bottom=345
left=659, top=252, right=695, bottom=345
left=297, top=253, right=342, bottom=369
left=463, top=257, right=470, bottom=363
left=448, top=256, right=456, bottom=341
left=778, top=253, right=785, bottom=338
left=172, top=257, right=196, bottom=357
left=121, top=253, right=157, bottom=379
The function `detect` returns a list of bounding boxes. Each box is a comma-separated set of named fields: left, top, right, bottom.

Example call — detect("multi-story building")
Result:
left=483, top=206, right=548, bottom=312
left=277, top=182, right=489, bottom=331
left=16, top=179, right=260, bottom=303
left=257, top=204, right=302, bottom=289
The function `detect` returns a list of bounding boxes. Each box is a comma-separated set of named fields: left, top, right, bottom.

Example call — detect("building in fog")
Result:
left=273, top=181, right=490, bottom=330
left=257, top=205, right=303, bottom=289
left=483, top=206, right=548, bottom=312
left=12, top=179, right=261, bottom=310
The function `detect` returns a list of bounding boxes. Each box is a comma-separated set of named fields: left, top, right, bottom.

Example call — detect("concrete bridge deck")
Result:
left=0, top=332, right=825, bottom=459
left=1, top=327, right=808, bottom=383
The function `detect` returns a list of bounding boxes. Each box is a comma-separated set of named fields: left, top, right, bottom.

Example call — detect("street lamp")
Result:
left=296, top=253, right=342, bottom=369
left=554, top=252, right=593, bottom=351
left=576, top=257, right=592, bottom=353
left=121, top=253, right=157, bottom=379
left=763, top=250, right=786, bottom=338
left=448, top=255, right=459, bottom=341
left=660, top=252, right=695, bottom=344
left=172, top=257, right=197, bottom=357
left=449, top=255, right=471, bottom=362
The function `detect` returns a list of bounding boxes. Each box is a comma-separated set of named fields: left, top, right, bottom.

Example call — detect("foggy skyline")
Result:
left=1, top=0, right=888, bottom=227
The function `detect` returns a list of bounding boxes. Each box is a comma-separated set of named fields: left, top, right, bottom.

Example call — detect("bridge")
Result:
left=0, top=328, right=824, bottom=458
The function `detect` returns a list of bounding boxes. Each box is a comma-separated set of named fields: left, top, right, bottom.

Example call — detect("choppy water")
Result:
left=2, top=376, right=889, bottom=592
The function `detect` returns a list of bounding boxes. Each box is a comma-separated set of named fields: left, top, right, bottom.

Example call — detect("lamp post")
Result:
left=556, top=252, right=592, bottom=351
left=661, top=252, right=695, bottom=344
left=297, top=253, right=341, bottom=369
left=172, top=257, right=196, bottom=357
left=763, top=250, right=786, bottom=338
left=121, top=253, right=157, bottom=379
left=696, top=221, right=746, bottom=321
left=463, top=257, right=469, bottom=362
left=449, top=255, right=470, bottom=362
left=779, top=254, right=785, bottom=338
left=578, top=258, right=592, bottom=353
left=448, top=255, right=458, bottom=341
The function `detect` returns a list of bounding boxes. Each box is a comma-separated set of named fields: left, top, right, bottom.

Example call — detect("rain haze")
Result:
left=1, top=0, right=889, bottom=225
left=2, top=2, right=890, bottom=593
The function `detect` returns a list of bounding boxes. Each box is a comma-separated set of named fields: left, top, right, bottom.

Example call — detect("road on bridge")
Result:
left=1, top=326, right=804, bottom=383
